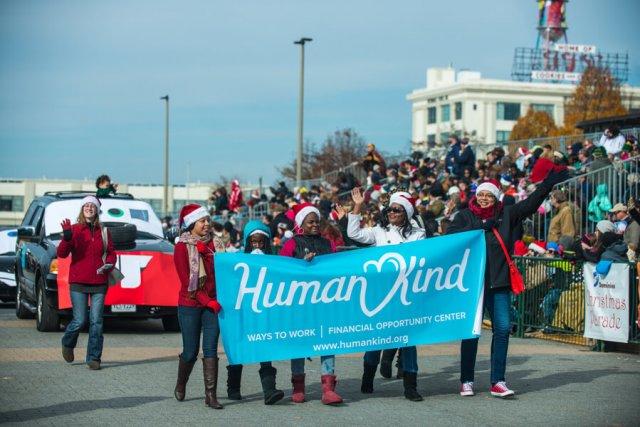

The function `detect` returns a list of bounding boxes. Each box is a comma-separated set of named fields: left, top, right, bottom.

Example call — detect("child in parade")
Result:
left=347, top=188, right=426, bottom=401
left=173, top=204, right=224, bottom=409
left=446, top=169, right=568, bottom=398
left=279, top=202, right=343, bottom=405
left=225, top=220, right=285, bottom=405
left=58, top=196, right=115, bottom=370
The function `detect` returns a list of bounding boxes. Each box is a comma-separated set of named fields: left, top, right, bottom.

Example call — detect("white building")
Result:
left=0, top=178, right=258, bottom=226
left=407, top=67, right=640, bottom=156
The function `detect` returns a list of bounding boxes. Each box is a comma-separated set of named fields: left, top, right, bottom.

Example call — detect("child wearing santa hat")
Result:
left=279, top=202, right=343, bottom=406
left=225, top=221, right=285, bottom=405
left=347, top=187, right=426, bottom=402
left=173, top=204, right=224, bottom=409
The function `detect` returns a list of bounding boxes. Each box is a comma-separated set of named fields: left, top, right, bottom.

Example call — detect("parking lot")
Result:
left=1, top=304, right=639, bottom=426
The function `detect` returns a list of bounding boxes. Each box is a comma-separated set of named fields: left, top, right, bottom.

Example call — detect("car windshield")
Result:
left=44, top=199, right=164, bottom=238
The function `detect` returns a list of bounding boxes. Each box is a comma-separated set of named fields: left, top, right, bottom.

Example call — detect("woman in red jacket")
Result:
left=58, top=195, right=115, bottom=370
left=173, top=204, right=224, bottom=409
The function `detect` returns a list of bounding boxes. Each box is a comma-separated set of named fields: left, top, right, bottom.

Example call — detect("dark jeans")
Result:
left=461, top=287, right=511, bottom=384
left=178, top=306, right=219, bottom=363
left=61, top=290, right=105, bottom=362
left=364, top=346, right=418, bottom=373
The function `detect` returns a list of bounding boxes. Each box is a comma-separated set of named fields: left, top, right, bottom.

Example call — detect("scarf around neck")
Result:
left=468, top=196, right=503, bottom=220
left=178, top=232, right=211, bottom=293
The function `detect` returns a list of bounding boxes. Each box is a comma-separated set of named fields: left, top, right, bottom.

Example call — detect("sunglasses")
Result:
left=387, top=207, right=405, bottom=214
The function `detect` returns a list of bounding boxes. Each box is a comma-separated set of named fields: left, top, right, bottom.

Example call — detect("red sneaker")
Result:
left=460, top=381, right=474, bottom=396
left=490, top=381, right=515, bottom=398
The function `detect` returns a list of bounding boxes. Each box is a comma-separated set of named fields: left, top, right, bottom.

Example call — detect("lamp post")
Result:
left=294, top=37, right=312, bottom=188
left=160, top=95, right=169, bottom=217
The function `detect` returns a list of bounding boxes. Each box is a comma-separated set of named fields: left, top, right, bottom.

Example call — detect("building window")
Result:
left=440, top=132, right=450, bottom=144
left=141, top=199, right=163, bottom=215
left=0, top=196, right=24, bottom=212
left=454, top=102, right=462, bottom=120
left=427, top=134, right=436, bottom=147
left=496, top=131, right=511, bottom=143
left=441, top=104, right=450, bottom=122
left=532, top=103, right=554, bottom=117
left=473, top=104, right=477, bottom=111
left=497, top=102, right=520, bottom=121
left=427, top=107, right=436, bottom=124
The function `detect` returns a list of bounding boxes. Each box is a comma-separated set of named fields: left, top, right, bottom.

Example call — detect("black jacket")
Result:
left=446, top=178, right=555, bottom=290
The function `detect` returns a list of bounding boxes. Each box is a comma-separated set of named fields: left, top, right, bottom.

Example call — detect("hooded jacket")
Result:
left=587, top=183, right=612, bottom=222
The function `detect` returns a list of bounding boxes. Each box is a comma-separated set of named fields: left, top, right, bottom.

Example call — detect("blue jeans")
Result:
left=460, top=287, right=511, bottom=384
left=61, top=290, right=105, bottom=362
left=291, top=356, right=335, bottom=375
left=364, top=346, right=418, bottom=373
left=178, top=306, right=219, bottom=363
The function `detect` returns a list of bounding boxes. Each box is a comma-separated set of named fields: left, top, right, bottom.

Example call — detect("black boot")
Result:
left=380, top=348, right=396, bottom=379
left=403, top=372, right=423, bottom=402
left=174, top=355, right=196, bottom=401
left=203, top=357, right=223, bottom=409
left=396, top=349, right=404, bottom=379
left=361, top=363, right=377, bottom=393
left=226, top=364, right=243, bottom=400
left=259, top=365, right=284, bottom=405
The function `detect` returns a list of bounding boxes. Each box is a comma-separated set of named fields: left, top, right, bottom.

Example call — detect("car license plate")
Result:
left=111, top=304, right=136, bottom=313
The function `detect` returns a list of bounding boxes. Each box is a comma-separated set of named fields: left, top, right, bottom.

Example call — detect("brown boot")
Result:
left=203, top=357, right=223, bottom=409
left=291, top=374, right=306, bottom=403
left=321, top=375, right=343, bottom=405
left=174, top=355, right=196, bottom=401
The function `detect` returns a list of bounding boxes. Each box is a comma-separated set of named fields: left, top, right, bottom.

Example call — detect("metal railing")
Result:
left=512, top=257, right=639, bottom=346
left=527, top=155, right=640, bottom=241
left=505, top=127, right=640, bottom=156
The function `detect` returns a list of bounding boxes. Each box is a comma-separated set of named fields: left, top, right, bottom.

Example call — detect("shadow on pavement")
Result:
left=97, top=355, right=178, bottom=369
left=0, top=396, right=168, bottom=423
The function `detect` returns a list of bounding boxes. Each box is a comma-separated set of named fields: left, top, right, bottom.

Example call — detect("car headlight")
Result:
left=49, top=259, right=58, bottom=274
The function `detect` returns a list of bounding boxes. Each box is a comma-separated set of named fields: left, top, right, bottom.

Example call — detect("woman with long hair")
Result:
left=172, top=204, right=224, bottom=409
left=58, top=196, right=115, bottom=370
left=347, top=188, right=426, bottom=401
left=446, top=169, right=568, bottom=398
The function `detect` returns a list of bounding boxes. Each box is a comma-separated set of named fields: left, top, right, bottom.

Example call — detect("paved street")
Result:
left=0, top=305, right=639, bottom=426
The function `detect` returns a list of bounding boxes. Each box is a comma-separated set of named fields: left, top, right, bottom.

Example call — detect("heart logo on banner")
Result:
left=361, top=252, right=409, bottom=317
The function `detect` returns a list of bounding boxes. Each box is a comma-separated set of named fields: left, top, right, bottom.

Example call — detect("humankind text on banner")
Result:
left=583, top=262, right=630, bottom=343
left=215, top=230, right=486, bottom=365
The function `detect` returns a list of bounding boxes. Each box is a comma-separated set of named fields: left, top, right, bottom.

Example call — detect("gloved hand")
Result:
left=481, top=218, right=496, bottom=231
left=545, top=167, right=569, bottom=186
left=61, top=219, right=72, bottom=241
left=207, top=300, right=222, bottom=314
left=196, top=241, right=208, bottom=254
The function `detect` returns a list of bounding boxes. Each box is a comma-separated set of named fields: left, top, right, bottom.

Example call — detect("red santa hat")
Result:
left=528, top=240, right=547, bottom=254
left=517, top=146, right=529, bottom=157
left=475, top=179, right=502, bottom=199
left=179, top=203, right=209, bottom=229
left=293, top=202, right=321, bottom=227
left=389, top=191, right=416, bottom=218
left=81, top=195, right=101, bottom=208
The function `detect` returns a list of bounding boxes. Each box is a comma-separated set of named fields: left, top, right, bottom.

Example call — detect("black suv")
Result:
left=15, top=192, right=180, bottom=332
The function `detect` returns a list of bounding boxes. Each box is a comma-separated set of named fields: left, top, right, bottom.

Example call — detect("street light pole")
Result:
left=160, top=95, right=169, bottom=217
left=294, top=37, right=312, bottom=188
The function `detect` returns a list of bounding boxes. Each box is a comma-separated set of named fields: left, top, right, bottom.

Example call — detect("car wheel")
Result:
left=15, top=282, right=33, bottom=319
left=162, top=315, right=180, bottom=332
left=36, top=277, right=59, bottom=332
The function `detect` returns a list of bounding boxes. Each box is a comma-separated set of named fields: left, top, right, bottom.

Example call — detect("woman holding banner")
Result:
left=225, top=220, right=285, bottom=405
left=173, top=204, right=224, bottom=409
left=446, top=169, right=568, bottom=398
left=347, top=188, right=426, bottom=402
left=279, top=202, right=343, bottom=406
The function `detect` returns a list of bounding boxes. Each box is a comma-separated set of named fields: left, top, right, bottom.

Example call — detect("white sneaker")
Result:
left=460, top=381, right=474, bottom=396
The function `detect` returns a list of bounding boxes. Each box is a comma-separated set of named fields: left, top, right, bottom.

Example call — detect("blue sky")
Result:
left=1, top=0, right=638, bottom=186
